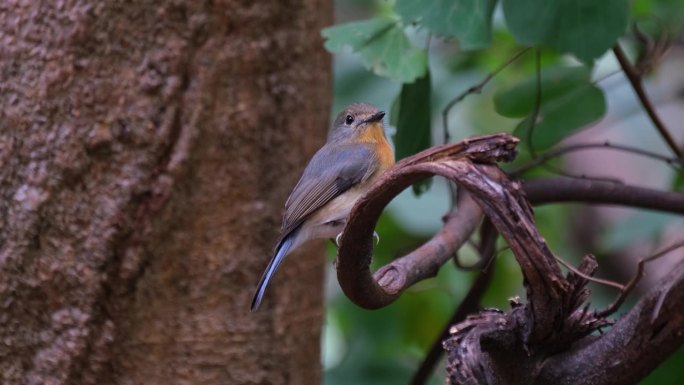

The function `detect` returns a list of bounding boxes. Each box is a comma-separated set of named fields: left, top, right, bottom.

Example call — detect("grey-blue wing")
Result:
left=278, top=143, right=377, bottom=241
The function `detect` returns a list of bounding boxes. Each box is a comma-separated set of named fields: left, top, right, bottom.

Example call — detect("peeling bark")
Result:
left=0, top=1, right=331, bottom=384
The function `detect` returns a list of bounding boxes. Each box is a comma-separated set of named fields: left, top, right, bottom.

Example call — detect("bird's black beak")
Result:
left=363, top=111, right=385, bottom=124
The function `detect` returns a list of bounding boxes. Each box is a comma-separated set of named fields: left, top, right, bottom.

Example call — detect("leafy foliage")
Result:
left=494, top=66, right=591, bottom=118
left=494, top=66, right=606, bottom=150
left=322, top=17, right=428, bottom=82
left=395, top=0, right=497, bottom=49
left=502, top=0, right=629, bottom=63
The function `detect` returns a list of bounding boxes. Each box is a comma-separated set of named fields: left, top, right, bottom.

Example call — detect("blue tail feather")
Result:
left=250, top=233, right=296, bottom=312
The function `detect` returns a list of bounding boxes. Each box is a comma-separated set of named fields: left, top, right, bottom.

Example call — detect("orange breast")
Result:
left=375, top=137, right=394, bottom=171
left=359, top=123, right=395, bottom=170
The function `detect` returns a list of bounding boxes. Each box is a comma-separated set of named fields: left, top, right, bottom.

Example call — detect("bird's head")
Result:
left=329, top=103, right=387, bottom=143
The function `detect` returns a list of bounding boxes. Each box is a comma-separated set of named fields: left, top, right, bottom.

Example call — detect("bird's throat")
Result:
left=357, top=122, right=388, bottom=144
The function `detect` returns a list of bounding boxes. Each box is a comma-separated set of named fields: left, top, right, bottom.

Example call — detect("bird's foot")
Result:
left=333, top=231, right=379, bottom=247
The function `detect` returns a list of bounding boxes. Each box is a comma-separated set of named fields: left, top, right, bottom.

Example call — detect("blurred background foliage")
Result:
left=320, top=0, right=684, bottom=384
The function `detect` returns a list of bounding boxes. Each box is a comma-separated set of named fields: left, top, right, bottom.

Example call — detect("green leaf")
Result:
left=391, top=72, right=432, bottom=194
left=494, top=66, right=591, bottom=118
left=322, top=17, right=395, bottom=52
left=502, top=0, right=629, bottom=63
left=395, top=0, right=497, bottom=50
left=392, top=73, right=432, bottom=160
left=322, top=17, right=428, bottom=82
left=494, top=66, right=606, bottom=150
left=513, top=83, right=606, bottom=150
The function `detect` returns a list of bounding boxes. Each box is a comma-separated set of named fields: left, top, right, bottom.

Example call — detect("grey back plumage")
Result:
left=277, top=143, right=378, bottom=247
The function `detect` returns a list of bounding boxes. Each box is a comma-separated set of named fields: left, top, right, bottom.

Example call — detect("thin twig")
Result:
left=612, top=43, right=682, bottom=158
left=441, top=48, right=530, bottom=143
left=597, top=239, right=684, bottom=317
left=592, top=69, right=623, bottom=85
left=511, top=141, right=683, bottom=176
left=536, top=162, right=626, bottom=185
left=553, top=255, right=624, bottom=290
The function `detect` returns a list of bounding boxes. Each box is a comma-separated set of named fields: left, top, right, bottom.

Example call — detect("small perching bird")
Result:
left=251, top=103, right=395, bottom=311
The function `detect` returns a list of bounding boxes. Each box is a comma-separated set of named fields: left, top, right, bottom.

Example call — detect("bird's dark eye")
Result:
left=345, top=114, right=354, bottom=125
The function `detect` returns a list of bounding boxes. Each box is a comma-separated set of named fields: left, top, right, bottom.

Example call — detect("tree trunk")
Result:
left=0, top=1, right=331, bottom=384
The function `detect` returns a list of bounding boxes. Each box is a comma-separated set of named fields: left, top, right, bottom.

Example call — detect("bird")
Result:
left=251, top=103, right=395, bottom=311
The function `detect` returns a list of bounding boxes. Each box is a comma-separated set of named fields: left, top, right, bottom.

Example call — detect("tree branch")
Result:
left=613, top=43, right=682, bottom=158
left=373, top=192, right=482, bottom=296
left=523, top=177, right=684, bottom=214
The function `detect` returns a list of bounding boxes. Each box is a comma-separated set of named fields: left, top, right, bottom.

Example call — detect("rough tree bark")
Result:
left=0, top=1, right=331, bottom=384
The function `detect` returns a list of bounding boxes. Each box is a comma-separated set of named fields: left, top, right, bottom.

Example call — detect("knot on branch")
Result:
left=374, top=265, right=405, bottom=294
